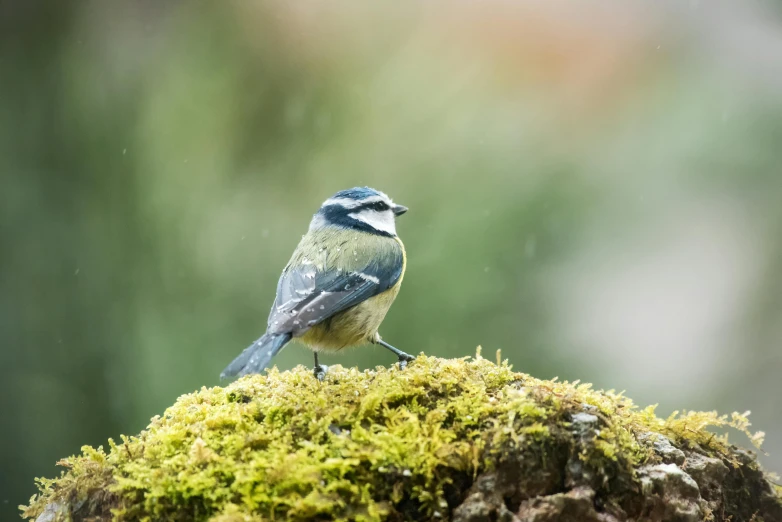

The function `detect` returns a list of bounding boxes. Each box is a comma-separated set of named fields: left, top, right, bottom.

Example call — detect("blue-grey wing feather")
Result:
left=268, top=250, right=403, bottom=336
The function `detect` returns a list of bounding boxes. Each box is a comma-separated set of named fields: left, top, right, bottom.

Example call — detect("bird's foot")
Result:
left=313, top=364, right=329, bottom=382
left=396, top=352, right=415, bottom=370
left=375, top=338, right=415, bottom=370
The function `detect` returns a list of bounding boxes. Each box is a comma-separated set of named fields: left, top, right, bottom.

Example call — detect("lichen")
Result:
left=20, top=352, right=782, bottom=522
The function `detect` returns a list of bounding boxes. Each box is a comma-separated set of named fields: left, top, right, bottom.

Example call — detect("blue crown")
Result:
left=330, top=187, right=381, bottom=201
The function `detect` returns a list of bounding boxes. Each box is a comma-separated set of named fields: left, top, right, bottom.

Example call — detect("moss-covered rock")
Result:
left=20, top=352, right=782, bottom=522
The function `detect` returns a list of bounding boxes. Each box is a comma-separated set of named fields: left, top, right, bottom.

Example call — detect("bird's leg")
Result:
left=374, top=336, right=415, bottom=369
left=313, top=352, right=328, bottom=382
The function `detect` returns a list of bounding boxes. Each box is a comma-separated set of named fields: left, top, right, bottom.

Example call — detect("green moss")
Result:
left=20, top=352, right=770, bottom=521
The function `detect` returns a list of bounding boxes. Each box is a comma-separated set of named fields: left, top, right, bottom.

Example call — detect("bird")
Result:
left=221, top=187, right=414, bottom=381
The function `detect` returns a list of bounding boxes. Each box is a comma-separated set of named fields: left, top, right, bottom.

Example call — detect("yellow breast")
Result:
left=395, top=235, right=407, bottom=285
left=299, top=236, right=406, bottom=352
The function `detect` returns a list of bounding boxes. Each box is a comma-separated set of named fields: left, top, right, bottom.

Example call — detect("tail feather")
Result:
left=220, top=332, right=292, bottom=379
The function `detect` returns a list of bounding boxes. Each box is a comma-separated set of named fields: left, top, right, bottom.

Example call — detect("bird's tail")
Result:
left=220, top=332, right=292, bottom=380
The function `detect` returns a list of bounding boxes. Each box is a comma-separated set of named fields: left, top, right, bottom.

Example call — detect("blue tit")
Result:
left=221, top=186, right=412, bottom=381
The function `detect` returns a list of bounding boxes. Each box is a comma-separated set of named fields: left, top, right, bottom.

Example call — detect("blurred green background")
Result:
left=3, top=2, right=782, bottom=518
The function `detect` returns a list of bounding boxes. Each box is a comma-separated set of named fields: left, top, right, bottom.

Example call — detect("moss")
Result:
left=20, top=352, right=781, bottom=522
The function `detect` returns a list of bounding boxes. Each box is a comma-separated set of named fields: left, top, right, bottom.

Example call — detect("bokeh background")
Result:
left=3, top=1, right=782, bottom=518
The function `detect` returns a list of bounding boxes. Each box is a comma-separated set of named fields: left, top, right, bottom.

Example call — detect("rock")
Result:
left=638, top=463, right=702, bottom=522
left=516, top=487, right=616, bottom=522
left=452, top=492, right=519, bottom=522
left=34, top=502, right=67, bottom=522
left=682, top=452, right=729, bottom=508
left=637, top=432, right=686, bottom=466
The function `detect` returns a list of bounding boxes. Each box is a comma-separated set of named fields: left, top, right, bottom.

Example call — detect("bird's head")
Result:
left=310, top=187, right=408, bottom=237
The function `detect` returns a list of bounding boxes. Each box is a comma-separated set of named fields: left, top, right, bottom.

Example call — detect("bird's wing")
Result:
left=267, top=246, right=404, bottom=336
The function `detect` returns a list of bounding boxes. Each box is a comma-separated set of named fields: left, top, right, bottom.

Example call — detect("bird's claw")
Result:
left=396, top=353, right=415, bottom=370
left=313, top=364, right=329, bottom=382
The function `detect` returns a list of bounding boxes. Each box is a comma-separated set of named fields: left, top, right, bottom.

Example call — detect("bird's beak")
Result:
left=393, top=204, right=408, bottom=216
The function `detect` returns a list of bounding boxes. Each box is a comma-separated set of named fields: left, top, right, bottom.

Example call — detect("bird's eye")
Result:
left=372, top=201, right=390, bottom=211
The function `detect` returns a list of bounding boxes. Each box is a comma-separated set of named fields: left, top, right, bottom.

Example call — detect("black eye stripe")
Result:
left=353, top=201, right=390, bottom=212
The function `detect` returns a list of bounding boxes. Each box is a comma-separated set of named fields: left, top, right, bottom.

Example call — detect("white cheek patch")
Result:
left=348, top=209, right=397, bottom=236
